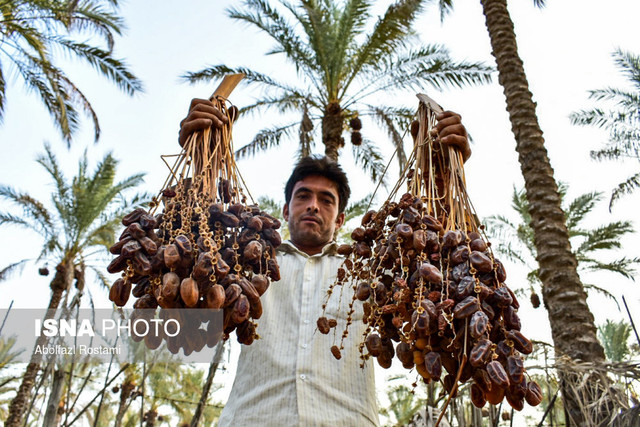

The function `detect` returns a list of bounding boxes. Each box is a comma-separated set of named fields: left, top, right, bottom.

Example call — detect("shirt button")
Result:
left=303, top=319, right=310, bottom=324
left=301, top=343, right=308, bottom=349
left=300, top=374, right=307, bottom=380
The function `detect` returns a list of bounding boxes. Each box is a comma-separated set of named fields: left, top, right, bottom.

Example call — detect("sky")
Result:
left=1, top=0, right=639, bottom=422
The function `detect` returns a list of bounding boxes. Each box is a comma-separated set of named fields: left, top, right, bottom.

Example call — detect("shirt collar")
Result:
left=278, top=240, right=339, bottom=257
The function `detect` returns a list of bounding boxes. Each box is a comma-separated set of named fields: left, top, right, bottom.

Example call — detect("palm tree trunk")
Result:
left=114, top=379, right=135, bottom=427
left=43, top=369, right=65, bottom=426
left=322, top=102, right=344, bottom=161
left=5, top=261, right=71, bottom=427
left=190, top=342, right=225, bottom=427
left=479, top=0, right=610, bottom=424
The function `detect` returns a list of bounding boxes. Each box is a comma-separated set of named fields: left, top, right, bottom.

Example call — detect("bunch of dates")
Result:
left=107, top=178, right=282, bottom=350
left=318, top=192, right=542, bottom=411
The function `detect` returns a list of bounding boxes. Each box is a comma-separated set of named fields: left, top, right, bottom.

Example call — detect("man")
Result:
left=179, top=99, right=469, bottom=426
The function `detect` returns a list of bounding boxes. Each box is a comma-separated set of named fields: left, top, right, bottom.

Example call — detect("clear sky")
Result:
left=1, top=0, right=639, bottom=421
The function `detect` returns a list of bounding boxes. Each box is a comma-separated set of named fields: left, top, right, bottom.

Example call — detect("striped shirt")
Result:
left=218, top=240, right=379, bottom=426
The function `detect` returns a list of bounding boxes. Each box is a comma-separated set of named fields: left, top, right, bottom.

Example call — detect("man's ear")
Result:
left=283, top=203, right=290, bottom=221
left=335, top=211, right=345, bottom=230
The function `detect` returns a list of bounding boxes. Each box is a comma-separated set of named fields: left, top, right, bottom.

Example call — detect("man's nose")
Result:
left=306, top=196, right=319, bottom=212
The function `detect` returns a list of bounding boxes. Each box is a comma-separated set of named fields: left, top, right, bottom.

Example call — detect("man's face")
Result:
left=283, top=175, right=345, bottom=255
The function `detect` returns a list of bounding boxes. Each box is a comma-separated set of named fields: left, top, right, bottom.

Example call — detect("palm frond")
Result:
left=366, top=104, right=414, bottom=171
left=87, top=265, right=111, bottom=291
left=565, top=191, right=602, bottom=230
left=181, top=64, right=305, bottom=98
left=0, top=185, right=55, bottom=235
left=351, top=137, right=385, bottom=184
left=345, top=0, right=423, bottom=91
left=579, top=257, right=639, bottom=281
left=612, top=48, right=640, bottom=86
left=344, top=192, right=374, bottom=222
left=609, top=172, right=640, bottom=210
left=240, top=92, right=308, bottom=116
left=0, top=259, right=31, bottom=282
left=56, top=37, right=142, bottom=94
left=582, top=283, right=620, bottom=309
left=351, top=45, right=493, bottom=103
left=575, top=221, right=634, bottom=253
left=0, top=66, right=5, bottom=120
left=570, top=48, right=640, bottom=208
left=257, top=196, right=284, bottom=219
left=227, top=0, right=316, bottom=74
left=235, top=122, right=298, bottom=158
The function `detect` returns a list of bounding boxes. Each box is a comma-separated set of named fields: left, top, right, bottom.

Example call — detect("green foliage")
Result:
left=379, top=382, right=422, bottom=426
left=0, top=0, right=143, bottom=143
left=570, top=49, right=640, bottom=209
left=0, top=143, right=148, bottom=292
left=182, top=0, right=492, bottom=180
left=598, top=319, right=633, bottom=362
left=485, top=184, right=639, bottom=305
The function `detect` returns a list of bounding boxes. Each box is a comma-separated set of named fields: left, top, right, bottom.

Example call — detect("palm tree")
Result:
left=380, top=382, right=423, bottom=426
left=570, top=49, right=640, bottom=209
left=0, top=0, right=143, bottom=143
left=426, top=0, right=615, bottom=423
left=598, top=320, right=633, bottom=363
left=486, top=184, right=639, bottom=306
left=182, top=0, right=492, bottom=180
left=0, top=144, right=146, bottom=426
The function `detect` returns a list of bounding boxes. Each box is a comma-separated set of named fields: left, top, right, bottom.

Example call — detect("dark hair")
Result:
left=284, top=156, right=351, bottom=213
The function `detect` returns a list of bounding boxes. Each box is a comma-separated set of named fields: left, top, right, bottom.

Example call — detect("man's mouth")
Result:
left=301, top=216, right=321, bottom=225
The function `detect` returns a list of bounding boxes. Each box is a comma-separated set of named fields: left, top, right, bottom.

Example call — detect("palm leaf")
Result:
left=235, top=122, right=298, bottom=158
left=227, top=0, right=316, bottom=74
left=366, top=104, right=414, bottom=171
left=351, top=137, right=385, bottom=185
left=0, top=259, right=31, bottom=282
left=609, top=172, right=640, bottom=209
left=345, top=0, right=423, bottom=91
left=0, top=187, right=55, bottom=237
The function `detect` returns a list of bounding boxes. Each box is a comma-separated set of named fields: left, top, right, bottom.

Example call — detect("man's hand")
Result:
left=178, top=98, right=229, bottom=147
left=435, top=111, right=471, bottom=162
left=410, top=111, right=471, bottom=162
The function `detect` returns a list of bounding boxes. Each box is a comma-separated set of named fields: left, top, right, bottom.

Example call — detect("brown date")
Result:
left=424, top=351, right=442, bottom=380
left=317, top=317, right=330, bottom=334
left=507, top=355, right=525, bottom=384
left=231, top=294, right=250, bottom=324
left=223, top=283, right=242, bottom=308
left=106, top=255, right=127, bottom=274
left=331, top=345, right=342, bottom=360
left=356, top=282, right=371, bottom=301
left=109, top=278, right=131, bottom=307
left=507, top=330, right=533, bottom=355
left=205, top=284, right=225, bottom=309
left=470, top=251, right=493, bottom=273
left=161, top=272, right=181, bottom=302
left=469, top=310, right=489, bottom=339
left=453, top=296, right=479, bottom=319
left=365, top=334, right=382, bottom=357
left=525, top=380, right=543, bottom=406
left=470, top=338, right=492, bottom=368
left=251, top=274, right=269, bottom=296
left=163, top=244, right=181, bottom=269
left=122, top=208, right=145, bottom=226
left=471, top=383, right=487, bottom=408
left=487, top=360, right=510, bottom=388
left=180, top=278, right=199, bottom=307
